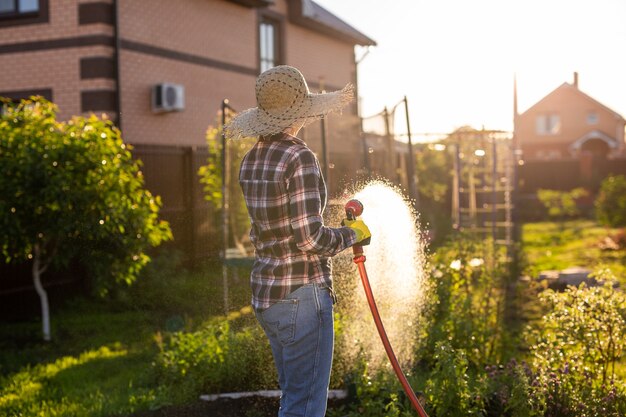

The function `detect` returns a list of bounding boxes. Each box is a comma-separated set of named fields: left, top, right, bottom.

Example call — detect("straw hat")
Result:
left=225, top=65, right=354, bottom=139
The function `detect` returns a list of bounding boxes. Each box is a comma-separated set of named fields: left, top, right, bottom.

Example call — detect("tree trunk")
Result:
left=32, top=244, right=51, bottom=342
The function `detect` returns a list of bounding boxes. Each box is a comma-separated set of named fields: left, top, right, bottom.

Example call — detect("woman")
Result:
left=226, top=65, right=371, bottom=417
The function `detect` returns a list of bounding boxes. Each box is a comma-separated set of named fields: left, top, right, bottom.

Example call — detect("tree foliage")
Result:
left=0, top=97, right=172, bottom=293
left=415, top=144, right=451, bottom=204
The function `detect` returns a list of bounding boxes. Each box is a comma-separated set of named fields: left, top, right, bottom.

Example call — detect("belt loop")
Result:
left=328, top=286, right=338, bottom=305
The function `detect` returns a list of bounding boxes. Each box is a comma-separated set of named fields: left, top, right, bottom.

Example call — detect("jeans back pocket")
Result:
left=260, top=299, right=299, bottom=345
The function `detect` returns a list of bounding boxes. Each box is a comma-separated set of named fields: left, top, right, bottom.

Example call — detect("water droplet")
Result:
left=335, top=181, right=427, bottom=370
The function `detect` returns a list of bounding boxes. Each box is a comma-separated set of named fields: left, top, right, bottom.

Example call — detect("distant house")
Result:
left=0, top=0, right=375, bottom=261
left=515, top=73, right=626, bottom=192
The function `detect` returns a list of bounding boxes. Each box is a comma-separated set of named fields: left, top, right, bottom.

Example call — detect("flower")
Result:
left=469, top=257, right=484, bottom=268
left=450, top=259, right=462, bottom=270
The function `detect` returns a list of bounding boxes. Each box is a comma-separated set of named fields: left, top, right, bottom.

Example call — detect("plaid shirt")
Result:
left=239, top=133, right=357, bottom=310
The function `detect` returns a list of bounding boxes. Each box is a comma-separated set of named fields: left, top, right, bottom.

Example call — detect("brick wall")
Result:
left=119, top=49, right=255, bottom=146
left=0, top=0, right=116, bottom=119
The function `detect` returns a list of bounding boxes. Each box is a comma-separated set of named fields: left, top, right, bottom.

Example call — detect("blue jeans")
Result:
left=255, top=283, right=335, bottom=417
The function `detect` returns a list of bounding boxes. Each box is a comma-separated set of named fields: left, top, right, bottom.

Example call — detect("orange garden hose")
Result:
left=346, top=200, right=429, bottom=417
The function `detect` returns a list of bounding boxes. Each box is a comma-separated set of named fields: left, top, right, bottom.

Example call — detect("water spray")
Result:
left=345, top=199, right=429, bottom=417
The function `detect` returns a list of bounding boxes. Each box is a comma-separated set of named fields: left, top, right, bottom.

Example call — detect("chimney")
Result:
left=573, top=72, right=579, bottom=88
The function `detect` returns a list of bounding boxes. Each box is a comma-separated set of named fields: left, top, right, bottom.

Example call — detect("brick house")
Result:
left=0, top=0, right=375, bottom=261
left=515, top=73, right=626, bottom=193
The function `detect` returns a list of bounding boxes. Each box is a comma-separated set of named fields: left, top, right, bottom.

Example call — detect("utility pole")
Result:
left=221, top=99, right=230, bottom=314
left=404, top=96, right=418, bottom=207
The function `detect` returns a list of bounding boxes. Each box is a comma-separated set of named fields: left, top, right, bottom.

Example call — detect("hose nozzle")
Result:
left=344, top=199, right=364, bottom=221
left=344, top=199, right=370, bottom=248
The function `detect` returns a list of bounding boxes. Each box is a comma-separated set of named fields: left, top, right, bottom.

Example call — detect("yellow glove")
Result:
left=342, top=219, right=371, bottom=243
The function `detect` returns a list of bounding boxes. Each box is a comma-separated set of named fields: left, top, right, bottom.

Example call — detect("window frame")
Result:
left=535, top=113, right=561, bottom=135
left=0, top=0, right=49, bottom=28
left=257, top=10, right=284, bottom=74
left=586, top=111, right=598, bottom=125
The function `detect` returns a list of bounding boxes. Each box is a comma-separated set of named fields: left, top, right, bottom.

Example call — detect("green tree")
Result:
left=595, top=175, right=626, bottom=227
left=415, top=144, right=451, bottom=204
left=0, top=97, right=172, bottom=341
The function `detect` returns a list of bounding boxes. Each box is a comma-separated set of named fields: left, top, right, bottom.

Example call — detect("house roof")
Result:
left=288, top=0, right=377, bottom=46
left=226, top=0, right=376, bottom=46
left=519, top=82, right=625, bottom=121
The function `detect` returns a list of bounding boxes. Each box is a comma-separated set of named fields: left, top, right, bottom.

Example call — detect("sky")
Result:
left=315, top=0, right=626, bottom=139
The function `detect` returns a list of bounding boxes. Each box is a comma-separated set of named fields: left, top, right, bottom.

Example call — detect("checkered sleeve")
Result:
left=287, top=147, right=357, bottom=256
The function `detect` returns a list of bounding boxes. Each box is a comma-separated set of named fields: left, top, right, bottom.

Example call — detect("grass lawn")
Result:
left=521, top=219, right=626, bottom=281
left=0, top=258, right=254, bottom=417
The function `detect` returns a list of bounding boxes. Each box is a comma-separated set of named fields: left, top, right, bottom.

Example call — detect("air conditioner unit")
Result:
left=152, top=83, right=185, bottom=113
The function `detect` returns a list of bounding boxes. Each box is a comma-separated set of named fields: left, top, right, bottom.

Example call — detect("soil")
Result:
left=124, top=396, right=349, bottom=417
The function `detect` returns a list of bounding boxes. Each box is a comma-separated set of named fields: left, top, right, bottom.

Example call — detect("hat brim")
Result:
left=225, top=84, right=354, bottom=140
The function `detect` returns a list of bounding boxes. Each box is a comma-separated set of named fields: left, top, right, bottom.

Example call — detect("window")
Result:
left=0, top=0, right=47, bottom=26
left=535, top=114, right=561, bottom=135
left=0, top=0, right=39, bottom=15
left=587, top=111, right=598, bottom=125
left=259, top=17, right=280, bottom=73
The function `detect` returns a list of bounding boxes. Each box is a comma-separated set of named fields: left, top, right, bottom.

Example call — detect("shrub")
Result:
left=154, top=320, right=276, bottom=402
left=595, top=175, right=626, bottom=227
left=537, top=188, right=588, bottom=221
left=525, top=273, right=626, bottom=416
left=425, top=342, right=484, bottom=416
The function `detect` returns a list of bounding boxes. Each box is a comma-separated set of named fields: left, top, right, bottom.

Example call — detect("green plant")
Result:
left=525, top=272, right=626, bottom=416
left=0, top=97, right=172, bottom=340
left=481, top=360, right=536, bottom=417
left=426, top=234, right=508, bottom=367
left=329, top=357, right=415, bottom=417
left=198, top=123, right=256, bottom=253
left=155, top=320, right=276, bottom=402
left=530, top=276, right=626, bottom=386
left=537, top=188, right=588, bottom=221
left=415, top=144, right=451, bottom=204
left=595, top=175, right=626, bottom=228
left=425, top=342, right=483, bottom=416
